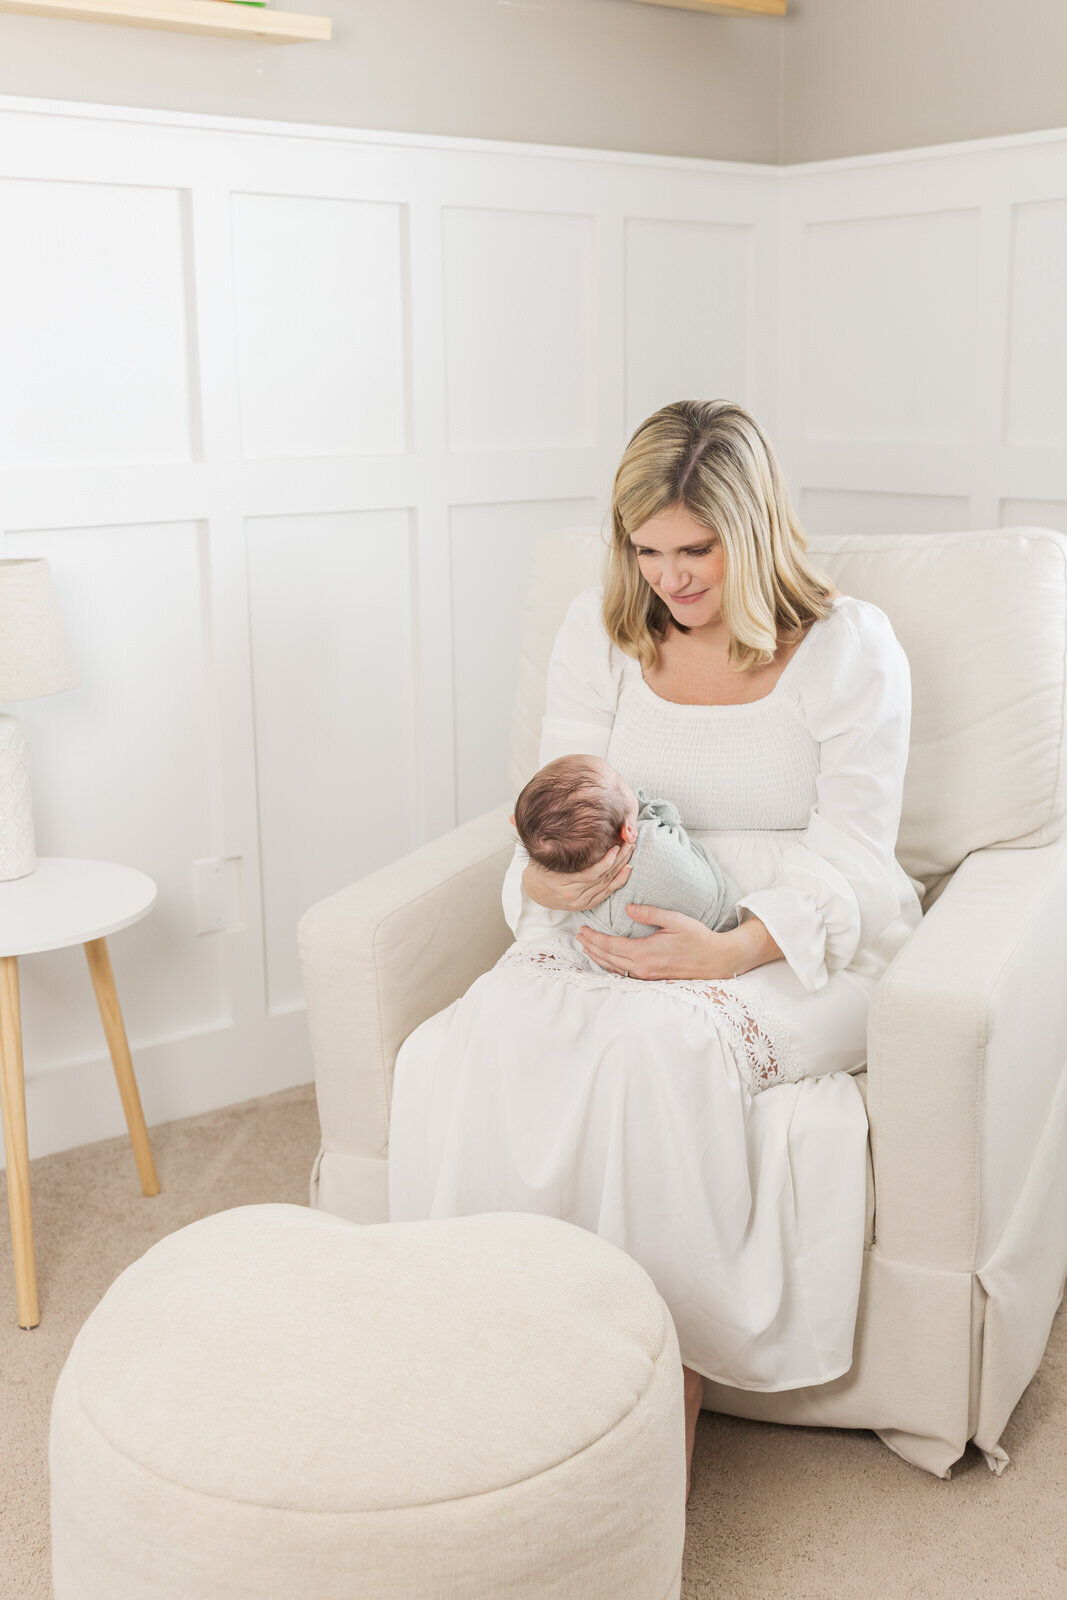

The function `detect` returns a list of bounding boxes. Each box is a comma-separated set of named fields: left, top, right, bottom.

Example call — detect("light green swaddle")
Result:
left=583, top=790, right=740, bottom=940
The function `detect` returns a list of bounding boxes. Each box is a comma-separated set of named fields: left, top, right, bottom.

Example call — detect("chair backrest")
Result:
left=509, top=526, right=1067, bottom=896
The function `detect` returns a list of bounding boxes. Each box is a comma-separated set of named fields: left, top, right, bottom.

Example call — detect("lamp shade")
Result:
left=0, top=558, right=79, bottom=702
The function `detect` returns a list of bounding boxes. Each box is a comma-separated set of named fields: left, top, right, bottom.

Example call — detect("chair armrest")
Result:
left=867, top=834, right=1067, bottom=1272
left=297, top=803, right=515, bottom=1164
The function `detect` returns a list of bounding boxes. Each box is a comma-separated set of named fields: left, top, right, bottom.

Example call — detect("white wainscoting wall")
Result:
left=2, top=97, right=1066, bottom=1165
left=777, top=134, right=1067, bottom=544
left=0, top=96, right=779, bottom=1161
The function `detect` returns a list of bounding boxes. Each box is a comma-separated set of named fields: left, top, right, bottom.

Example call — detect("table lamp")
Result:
left=0, top=558, right=79, bottom=883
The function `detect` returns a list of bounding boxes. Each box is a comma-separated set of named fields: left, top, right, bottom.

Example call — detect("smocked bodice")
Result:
left=606, top=657, right=820, bottom=832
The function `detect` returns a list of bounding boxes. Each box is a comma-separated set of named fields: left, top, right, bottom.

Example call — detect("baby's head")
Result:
left=512, top=755, right=639, bottom=874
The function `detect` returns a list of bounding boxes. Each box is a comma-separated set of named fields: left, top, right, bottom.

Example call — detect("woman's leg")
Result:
left=682, top=1364, right=703, bottom=1502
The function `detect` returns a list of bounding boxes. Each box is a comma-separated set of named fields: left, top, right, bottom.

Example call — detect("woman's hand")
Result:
left=522, top=841, right=635, bottom=913
left=577, top=905, right=783, bottom=981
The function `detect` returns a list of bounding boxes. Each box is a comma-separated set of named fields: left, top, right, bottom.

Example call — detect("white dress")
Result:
left=389, top=589, right=924, bottom=1392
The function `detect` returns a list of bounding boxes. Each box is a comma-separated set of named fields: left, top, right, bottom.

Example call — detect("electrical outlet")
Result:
left=193, top=857, right=244, bottom=935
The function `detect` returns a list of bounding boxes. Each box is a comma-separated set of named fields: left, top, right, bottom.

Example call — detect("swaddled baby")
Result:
left=513, top=753, right=740, bottom=940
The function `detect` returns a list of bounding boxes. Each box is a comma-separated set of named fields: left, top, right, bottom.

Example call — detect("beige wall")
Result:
left=0, top=0, right=782, bottom=164
left=782, top=0, right=1067, bottom=164
left=4, top=0, right=1066, bottom=168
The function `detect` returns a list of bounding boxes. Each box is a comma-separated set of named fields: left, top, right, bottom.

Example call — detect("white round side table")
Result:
left=0, top=858, right=159, bottom=1329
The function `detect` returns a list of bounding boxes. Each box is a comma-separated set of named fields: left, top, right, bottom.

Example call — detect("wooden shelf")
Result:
left=633, top=0, right=787, bottom=15
left=0, top=0, right=331, bottom=41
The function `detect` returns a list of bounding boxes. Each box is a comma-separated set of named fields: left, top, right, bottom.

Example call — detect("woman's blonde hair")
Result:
left=604, top=400, right=835, bottom=671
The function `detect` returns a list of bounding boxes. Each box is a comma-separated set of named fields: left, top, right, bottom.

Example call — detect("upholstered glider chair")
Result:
left=299, top=526, right=1067, bottom=1479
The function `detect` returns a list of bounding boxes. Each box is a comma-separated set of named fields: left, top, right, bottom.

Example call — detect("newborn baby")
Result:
left=513, top=754, right=740, bottom=941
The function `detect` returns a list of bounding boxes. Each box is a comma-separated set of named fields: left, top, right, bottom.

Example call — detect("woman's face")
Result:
left=629, top=504, right=726, bottom=632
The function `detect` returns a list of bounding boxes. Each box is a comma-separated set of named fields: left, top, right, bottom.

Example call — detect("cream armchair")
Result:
left=299, top=527, right=1067, bottom=1478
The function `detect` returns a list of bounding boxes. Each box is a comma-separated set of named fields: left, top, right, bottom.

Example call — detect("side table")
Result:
left=0, top=858, right=159, bottom=1328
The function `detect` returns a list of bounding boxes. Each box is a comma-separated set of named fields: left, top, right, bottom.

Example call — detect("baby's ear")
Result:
left=621, top=822, right=638, bottom=844
left=508, top=813, right=516, bottom=828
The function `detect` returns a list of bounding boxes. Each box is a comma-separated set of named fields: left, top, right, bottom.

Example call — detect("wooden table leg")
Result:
left=84, top=938, right=160, bottom=1198
left=0, top=955, right=39, bottom=1329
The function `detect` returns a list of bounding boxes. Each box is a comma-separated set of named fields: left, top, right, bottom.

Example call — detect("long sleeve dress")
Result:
left=388, top=588, right=924, bottom=1392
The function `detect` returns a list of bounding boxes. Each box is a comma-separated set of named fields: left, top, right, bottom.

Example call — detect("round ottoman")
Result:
left=50, top=1204, right=685, bottom=1600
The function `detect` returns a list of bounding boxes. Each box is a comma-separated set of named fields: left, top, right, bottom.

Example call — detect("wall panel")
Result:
left=802, top=489, right=971, bottom=540
left=1005, top=199, right=1067, bottom=449
left=232, top=193, right=409, bottom=460
left=442, top=207, right=595, bottom=453
left=245, top=508, right=418, bottom=1015
left=779, top=136, right=1067, bottom=548
left=624, top=218, right=753, bottom=435
left=802, top=209, right=980, bottom=445
left=0, top=177, right=194, bottom=468
left=1000, top=499, right=1067, bottom=538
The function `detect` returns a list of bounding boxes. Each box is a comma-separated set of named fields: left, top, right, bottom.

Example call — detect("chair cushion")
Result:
left=509, top=527, right=1067, bottom=893
left=808, top=528, right=1067, bottom=888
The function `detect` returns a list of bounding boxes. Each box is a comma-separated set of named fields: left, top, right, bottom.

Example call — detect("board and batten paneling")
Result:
left=231, top=192, right=410, bottom=460
left=778, top=134, right=1067, bottom=539
left=1005, top=198, right=1067, bottom=450
left=442, top=207, right=596, bottom=453
left=801, top=208, right=982, bottom=445
left=245, top=507, right=419, bottom=1017
left=801, top=489, right=971, bottom=541
left=0, top=94, right=777, bottom=1162
left=1000, top=499, right=1067, bottom=538
left=624, top=216, right=755, bottom=436
left=0, top=176, right=195, bottom=468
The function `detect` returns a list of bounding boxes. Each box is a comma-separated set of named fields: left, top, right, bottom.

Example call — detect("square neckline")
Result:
left=634, top=598, right=838, bottom=711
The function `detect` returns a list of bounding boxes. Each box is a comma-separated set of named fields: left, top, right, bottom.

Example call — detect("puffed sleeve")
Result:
left=733, top=598, right=913, bottom=994
left=501, top=586, right=624, bottom=937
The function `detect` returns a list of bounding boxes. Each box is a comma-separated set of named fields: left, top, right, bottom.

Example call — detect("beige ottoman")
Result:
left=50, top=1204, right=685, bottom=1600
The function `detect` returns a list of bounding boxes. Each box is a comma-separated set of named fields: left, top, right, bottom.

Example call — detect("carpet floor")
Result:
left=1, top=1084, right=1064, bottom=1599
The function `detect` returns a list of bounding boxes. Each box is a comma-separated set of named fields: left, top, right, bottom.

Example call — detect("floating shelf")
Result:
left=633, top=0, right=786, bottom=14
left=0, top=0, right=331, bottom=41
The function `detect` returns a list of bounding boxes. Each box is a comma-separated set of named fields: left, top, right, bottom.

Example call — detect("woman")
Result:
left=389, top=400, right=924, bottom=1500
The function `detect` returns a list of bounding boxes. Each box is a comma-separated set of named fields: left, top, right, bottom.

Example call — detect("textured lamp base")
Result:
left=0, top=715, right=36, bottom=882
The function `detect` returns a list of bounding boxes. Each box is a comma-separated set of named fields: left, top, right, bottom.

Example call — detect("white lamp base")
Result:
left=0, top=713, right=37, bottom=881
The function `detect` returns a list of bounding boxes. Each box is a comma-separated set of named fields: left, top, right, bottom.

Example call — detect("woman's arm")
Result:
left=577, top=904, right=782, bottom=981
left=731, top=601, right=915, bottom=993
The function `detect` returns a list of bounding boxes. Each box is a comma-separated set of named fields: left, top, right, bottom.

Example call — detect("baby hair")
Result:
left=515, top=755, right=629, bottom=875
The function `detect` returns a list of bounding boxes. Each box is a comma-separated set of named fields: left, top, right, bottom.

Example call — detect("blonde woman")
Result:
left=389, top=400, right=923, bottom=1501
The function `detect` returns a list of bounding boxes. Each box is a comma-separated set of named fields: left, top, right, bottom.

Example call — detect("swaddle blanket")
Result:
left=583, top=790, right=740, bottom=940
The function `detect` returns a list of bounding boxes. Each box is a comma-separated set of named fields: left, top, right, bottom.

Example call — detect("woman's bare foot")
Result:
left=682, top=1364, right=703, bottom=1503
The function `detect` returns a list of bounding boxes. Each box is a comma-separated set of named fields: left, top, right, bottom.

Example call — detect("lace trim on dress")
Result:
left=494, top=938, right=806, bottom=1095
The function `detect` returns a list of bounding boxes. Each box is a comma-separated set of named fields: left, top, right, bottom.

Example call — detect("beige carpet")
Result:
left=2, top=1085, right=1064, bottom=1600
